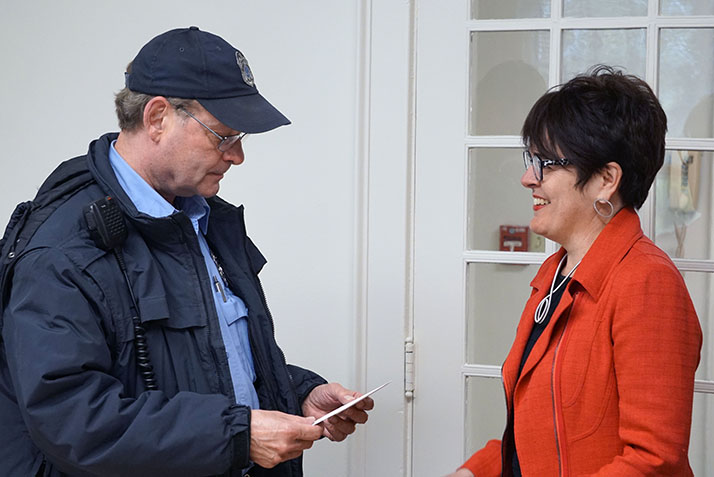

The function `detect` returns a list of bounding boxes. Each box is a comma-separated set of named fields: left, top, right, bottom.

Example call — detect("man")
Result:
left=0, top=27, right=371, bottom=476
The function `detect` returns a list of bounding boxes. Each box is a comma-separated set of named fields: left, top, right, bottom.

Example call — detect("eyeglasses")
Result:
left=178, top=107, right=248, bottom=152
left=522, top=150, right=570, bottom=181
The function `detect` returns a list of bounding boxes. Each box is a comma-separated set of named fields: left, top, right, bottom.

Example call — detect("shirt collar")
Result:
left=108, top=141, right=210, bottom=234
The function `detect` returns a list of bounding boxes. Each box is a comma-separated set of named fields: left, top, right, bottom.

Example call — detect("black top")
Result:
left=511, top=274, right=571, bottom=477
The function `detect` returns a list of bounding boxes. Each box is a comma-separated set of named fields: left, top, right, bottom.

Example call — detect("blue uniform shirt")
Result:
left=108, top=142, right=260, bottom=409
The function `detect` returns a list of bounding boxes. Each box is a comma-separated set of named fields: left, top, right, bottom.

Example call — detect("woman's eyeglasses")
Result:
left=522, top=150, right=570, bottom=181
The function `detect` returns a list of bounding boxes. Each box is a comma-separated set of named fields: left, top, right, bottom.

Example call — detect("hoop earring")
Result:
left=593, top=198, right=614, bottom=219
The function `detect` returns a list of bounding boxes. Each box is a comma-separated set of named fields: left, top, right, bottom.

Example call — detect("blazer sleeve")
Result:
left=461, top=439, right=502, bottom=476
left=3, top=248, right=252, bottom=476
left=591, top=256, right=702, bottom=476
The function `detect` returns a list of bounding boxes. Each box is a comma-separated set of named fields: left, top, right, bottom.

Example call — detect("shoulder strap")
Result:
left=0, top=156, right=94, bottom=317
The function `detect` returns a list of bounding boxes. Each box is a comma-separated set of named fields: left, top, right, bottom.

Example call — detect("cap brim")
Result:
left=198, top=93, right=291, bottom=134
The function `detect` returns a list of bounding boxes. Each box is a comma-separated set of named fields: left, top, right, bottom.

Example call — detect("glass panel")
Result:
left=561, top=29, right=646, bottom=82
left=467, top=148, right=546, bottom=252
left=659, top=28, right=714, bottom=138
left=469, top=31, right=549, bottom=135
left=690, top=392, right=714, bottom=476
left=471, top=0, right=550, bottom=19
left=654, top=150, right=713, bottom=260
left=465, top=375, right=507, bottom=458
left=661, top=0, right=714, bottom=16
left=563, top=0, right=647, bottom=17
left=466, top=262, right=540, bottom=364
left=679, top=270, right=713, bottom=382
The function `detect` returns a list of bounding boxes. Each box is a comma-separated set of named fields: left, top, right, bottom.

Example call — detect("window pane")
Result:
left=467, top=148, right=545, bottom=252
left=690, top=392, right=714, bottom=476
left=466, top=262, right=540, bottom=365
left=661, top=0, right=714, bottom=16
left=561, top=29, right=646, bottom=81
left=469, top=31, right=549, bottom=135
left=563, top=0, right=647, bottom=17
left=471, top=0, right=550, bottom=19
left=654, top=151, right=714, bottom=261
left=465, top=375, right=507, bottom=458
left=679, top=270, right=713, bottom=382
left=659, top=28, right=714, bottom=138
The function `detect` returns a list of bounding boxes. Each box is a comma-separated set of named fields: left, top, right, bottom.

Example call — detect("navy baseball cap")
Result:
left=125, top=26, right=290, bottom=133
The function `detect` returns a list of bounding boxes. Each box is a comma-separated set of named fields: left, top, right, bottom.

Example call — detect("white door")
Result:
left=409, top=1, right=714, bottom=476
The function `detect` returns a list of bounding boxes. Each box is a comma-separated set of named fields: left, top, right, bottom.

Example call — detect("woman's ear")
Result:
left=599, top=161, right=623, bottom=201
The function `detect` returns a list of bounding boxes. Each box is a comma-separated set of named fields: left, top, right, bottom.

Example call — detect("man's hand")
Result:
left=443, top=469, right=474, bottom=477
left=301, top=383, right=374, bottom=441
left=249, top=410, right=323, bottom=469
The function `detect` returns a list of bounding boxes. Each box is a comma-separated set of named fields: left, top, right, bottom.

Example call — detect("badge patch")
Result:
left=235, top=50, right=255, bottom=87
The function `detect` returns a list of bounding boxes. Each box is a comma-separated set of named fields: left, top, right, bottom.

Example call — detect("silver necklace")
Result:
left=534, top=254, right=580, bottom=324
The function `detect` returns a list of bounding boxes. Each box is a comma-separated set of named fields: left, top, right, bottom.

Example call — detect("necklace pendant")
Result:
left=533, top=253, right=581, bottom=324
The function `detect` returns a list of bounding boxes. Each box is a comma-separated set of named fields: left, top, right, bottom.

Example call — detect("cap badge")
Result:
left=235, top=50, right=255, bottom=87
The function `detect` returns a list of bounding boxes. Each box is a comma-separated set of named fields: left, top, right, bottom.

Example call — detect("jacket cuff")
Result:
left=287, top=364, right=328, bottom=407
left=462, top=439, right=502, bottom=476
left=224, top=405, right=252, bottom=469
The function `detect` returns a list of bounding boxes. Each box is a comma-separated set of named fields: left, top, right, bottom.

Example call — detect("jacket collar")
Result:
left=86, top=133, right=135, bottom=214
left=84, top=133, right=244, bottom=230
left=504, top=208, right=643, bottom=392
left=529, top=207, right=644, bottom=300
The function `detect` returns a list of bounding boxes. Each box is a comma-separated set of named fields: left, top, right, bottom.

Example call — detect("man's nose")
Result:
left=222, top=142, right=245, bottom=165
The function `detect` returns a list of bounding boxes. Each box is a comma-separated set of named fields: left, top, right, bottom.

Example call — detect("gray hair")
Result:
left=114, top=88, right=195, bottom=131
left=114, top=62, right=195, bottom=131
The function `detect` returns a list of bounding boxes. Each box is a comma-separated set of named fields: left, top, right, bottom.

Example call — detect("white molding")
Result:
left=467, top=16, right=714, bottom=31
left=462, top=364, right=503, bottom=378
left=666, top=139, right=714, bottom=150
left=673, top=259, right=714, bottom=272
left=652, top=16, right=714, bottom=27
left=349, top=1, right=372, bottom=476
left=463, top=250, right=548, bottom=264
left=695, top=381, right=714, bottom=393
left=403, top=2, right=418, bottom=476
left=466, top=18, right=554, bottom=31
left=464, top=136, right=523, bottom=148
left=462, top=366, right=714, bottom=395
left=363, top=0, right=414, bottom=475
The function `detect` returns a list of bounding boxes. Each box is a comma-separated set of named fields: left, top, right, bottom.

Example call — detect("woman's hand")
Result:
left=443, top=468, right=474, bottom=477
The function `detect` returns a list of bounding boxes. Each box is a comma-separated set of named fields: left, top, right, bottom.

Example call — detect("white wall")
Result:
left=0, top=1, right=365, bottom=475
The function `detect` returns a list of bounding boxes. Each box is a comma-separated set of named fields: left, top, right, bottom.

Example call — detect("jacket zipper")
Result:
left=550, top=292, right=577, bottom=477
left=501, top=373, right=514, bottom=474
left=254, top=275, right=294, bottom=409
left=255, top=278, right=288, bottom=369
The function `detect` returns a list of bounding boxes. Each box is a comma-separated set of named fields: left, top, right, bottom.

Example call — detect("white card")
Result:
left=312, top=381, right=390, bottom=425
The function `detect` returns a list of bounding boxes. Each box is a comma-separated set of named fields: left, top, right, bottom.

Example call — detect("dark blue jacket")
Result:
left=0, top=133, right=325, bottom=477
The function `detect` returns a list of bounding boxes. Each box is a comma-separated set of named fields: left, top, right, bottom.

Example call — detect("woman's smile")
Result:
left=533, top=195, right=550, bottom=210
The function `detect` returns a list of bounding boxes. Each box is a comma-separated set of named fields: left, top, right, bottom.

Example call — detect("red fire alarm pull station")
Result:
left=500, top=225, right=529, bottom=252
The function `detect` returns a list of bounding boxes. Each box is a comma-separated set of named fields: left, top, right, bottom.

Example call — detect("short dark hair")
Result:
left=521, top=65, right=667, bottom=209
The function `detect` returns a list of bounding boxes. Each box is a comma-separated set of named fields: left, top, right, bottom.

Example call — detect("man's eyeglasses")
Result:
left=522, top=150, right=570, bottom=181
left=179, top=107, right=248, bottom=152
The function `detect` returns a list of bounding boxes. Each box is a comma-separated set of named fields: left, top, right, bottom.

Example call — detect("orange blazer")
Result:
left=462, top=208, right=702, bottom=476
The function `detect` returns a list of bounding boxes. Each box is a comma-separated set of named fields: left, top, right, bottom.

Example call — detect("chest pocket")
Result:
left=85, top=246, right=217, bottom=393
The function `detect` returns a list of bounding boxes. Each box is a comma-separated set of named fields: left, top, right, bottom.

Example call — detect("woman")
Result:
left=447, top=66, right=702, bottom=476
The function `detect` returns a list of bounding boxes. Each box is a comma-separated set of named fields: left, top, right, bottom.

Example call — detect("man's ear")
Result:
left=142, top=96, right=173, bottom=143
